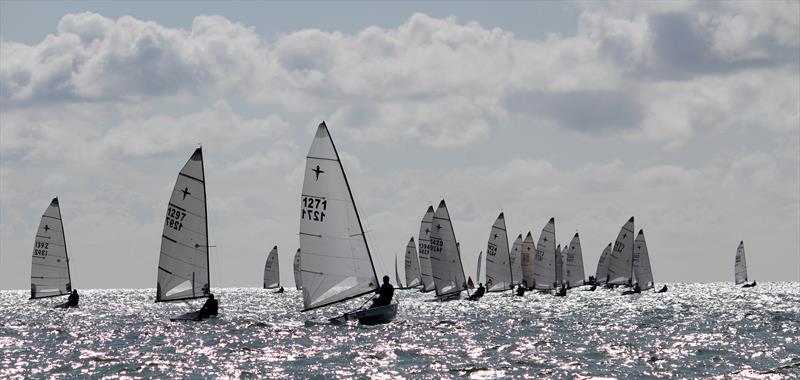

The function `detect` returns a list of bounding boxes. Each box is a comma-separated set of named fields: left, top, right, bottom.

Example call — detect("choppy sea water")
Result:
left=1, top=283, right=798, bottom=379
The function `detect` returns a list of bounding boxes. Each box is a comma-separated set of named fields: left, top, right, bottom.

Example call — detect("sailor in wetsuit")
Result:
left=196, top=293, right=219, bottom=320
left=468, top=283, right=486, bottom=300
left=370, top=276, right=394, bottom=308
left=515, top=281, right=527, bottom=296
left=67, top=289, right=79, bottom=307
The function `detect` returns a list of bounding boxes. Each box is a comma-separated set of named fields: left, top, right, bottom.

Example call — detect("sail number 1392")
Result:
left=302, top=196, right=327, bottom=222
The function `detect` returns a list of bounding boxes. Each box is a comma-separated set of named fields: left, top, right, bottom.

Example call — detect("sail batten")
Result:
left=156, top=148, right=210, bottom=303
left=30, top=198, right=72, bottom=300
left=485, top=213, right=513, bottom=292
left=299, top=123, right=379, bottom=311
left=263, top=246, right=280, bottom=289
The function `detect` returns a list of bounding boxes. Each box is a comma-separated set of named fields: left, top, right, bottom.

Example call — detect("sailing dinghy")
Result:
left=735, top=241, right=755, bottom=287
left=156, top=148, right=214, bottom=321
left=264, top=246, right=280, bottom=289
left=417, top=206, right=436, bottom=292
left=606, top=217, right=635, bottom=288
left=509, top=234, right=523, bottom=288
left=532, top=218, right=558, bottom=291
left=521, top=232, right=535, bottom=289
left=485, top=213, right=513, bottom=292
left=30, top=198, right=74, bottom=307
left=403, top=238, right=422, bottom=289
left=395, top=254, right=405, bottom=289
left=299, top=122, right=396, bottom=325
left=428, top=199, right=468, bottom=301
left=293, top=249, right=302, bottom=290
left=632, top=230, right=654, bottom=291
left=563, top=233, right=585, bottom=288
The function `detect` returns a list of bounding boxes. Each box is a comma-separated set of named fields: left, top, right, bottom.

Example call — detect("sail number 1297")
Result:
left=301, top=196, right=327, bottom=222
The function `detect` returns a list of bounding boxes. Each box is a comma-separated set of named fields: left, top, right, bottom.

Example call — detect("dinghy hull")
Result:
left=329, top=303, right=398, bottom=325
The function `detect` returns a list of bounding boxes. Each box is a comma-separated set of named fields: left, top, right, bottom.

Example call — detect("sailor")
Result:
left=197, top=293, right=219, bottom=320
left=468, top=283, right=486, bottom=300
left=67, top=289, right=79, bottom=307
left=276, top=286, right=285, bottom=293
left=515, top=281, right=527, bottom=296
left=370, top=275, right=394, bottom=308
left=743, top=281, right=757, bottom=288
left=633, top=283, right=641, bottom=294
left=555, top=283, right=567, bottom=297
left=657, top=284, right=668, bottom=293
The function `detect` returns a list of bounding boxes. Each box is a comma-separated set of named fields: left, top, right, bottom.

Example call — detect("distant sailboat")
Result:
left=632, top=230, right=654, bottom=290
left=532, top=218, right=557, bottom=290
left=395, top=254, right=405, bottom=289
left=595, top=243, right=612, bottom=285
left=563, top=233, right=585, bottom=288
left=30, top=198, right=73, bottom=303
left=476, top=251, right=483, bottom=285
left=404, top=237, right=422, bottom=288
left=429, top=199, right=468, bottom=301
left=156, top=148, right=213, bottom=321
left=293, top=248, right=302, bottom=290
left=417, top=206, right=436, bottom=292
left=299, top=122, right=395, bottom=325
left=521, top=232, right=535, bottom=289
left=606, top=217, right=635, bottom=286
left=263, top=246, right=280, bottom=289
left=735, top=241, right=755, bottom=287
left=509, top=234, right=523, bottom=287
left=485, top=213, right=513, bottom=292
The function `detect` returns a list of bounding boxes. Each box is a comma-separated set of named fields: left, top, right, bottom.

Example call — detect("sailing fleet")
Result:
left=26, top=121, right=759, bottom=323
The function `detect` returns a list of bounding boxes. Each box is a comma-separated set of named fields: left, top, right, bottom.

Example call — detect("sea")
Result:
left=1, top=282, right=798, bottom=379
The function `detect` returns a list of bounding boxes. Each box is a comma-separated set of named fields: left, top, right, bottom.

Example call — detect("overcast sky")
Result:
left=1, top=0, right=798, bottom=290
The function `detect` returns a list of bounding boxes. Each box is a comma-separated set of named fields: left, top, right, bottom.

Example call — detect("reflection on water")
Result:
left=1, top=283, right=798, bottom=378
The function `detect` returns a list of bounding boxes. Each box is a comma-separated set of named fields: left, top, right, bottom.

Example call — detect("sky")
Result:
left=1, top=0, right=798, bottom=291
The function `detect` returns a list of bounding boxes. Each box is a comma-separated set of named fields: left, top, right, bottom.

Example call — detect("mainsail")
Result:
left=429, top=200, right=467, bottom=297
left=633, top=230, right=654, bottom=290
left=476, top=251, right=483, bottom=284
left=417, top=206, right=436, bottom=292
left=734, top=241, right=747, bottom=285
left=509, top=234, right=523, bottom=286
left=263, top=246, right=280, bottom=289
left=299, top=122, right=379, bottom=311
left=521, top=232, right=535, bottom=288
left=485, top=213, right=513, bottom=292
left=156, top=148, right=210, bottom=302
left=30, top=198, right=72, bottom=299
left=606, top=217, right=634, bottom=285
left=596, top=243, right=612, bottom=284
left=404, top=237, right=422, bottom=288
left=293, top=248, right=302, bottom=290
left=555, top=244, right=563, bottom=286
left=563, top=233, right=585, bottom=288
left=532, top=218, right=557, bottom=290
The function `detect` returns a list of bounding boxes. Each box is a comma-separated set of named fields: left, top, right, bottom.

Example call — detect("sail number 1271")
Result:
left=301, top=196, right=327, bottom=222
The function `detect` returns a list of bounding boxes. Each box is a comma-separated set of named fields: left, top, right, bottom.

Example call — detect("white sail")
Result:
left=595, top=243, right=612, bottom=284
left=476, top=251, right=483, bottom=284
left=417, top=206, right=436, bottom=292
left=30, top=198, right=72, bottom=299
left=632, top=230, right=654, bottom=290
left=735, top=241, right=747, bottom=285
left=485, top=213, right=513, bottom=292
left=395, top=253, right=404, bottom=288
left=299, top=122, right=378, bottom=311
left=532, top=218, right=557, bottom=290
left=293, top=248, right=302, bottom=290
left=404, top=237, right=422, bottom=288
left=555, top=244, right=563, bottom=286
left=563, top=233, right=585, bottom=288
left=429, top=199, right=467, bottom=297
left=607, top=217, right=635, bottom=285
left=509, top=234, right=523, bottom=286
left=156, top=148, right=210, bottom=302
left=263, top=246, right=280, bottom=289
left=521, top=232, right=536, bottom=288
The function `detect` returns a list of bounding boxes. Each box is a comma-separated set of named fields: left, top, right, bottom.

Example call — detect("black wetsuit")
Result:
left=515, top=285, right=526, bottom=297
left=469, top=285, right=486, bottom=300
left=371, top=282, right=394, bottom=308
left=199, top=298, right=218, bottom=318
left=67, top=292, right=79, bottom=307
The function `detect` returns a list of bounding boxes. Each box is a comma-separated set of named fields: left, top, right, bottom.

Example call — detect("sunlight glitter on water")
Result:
left=1, top=283, right=799, bottom=378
